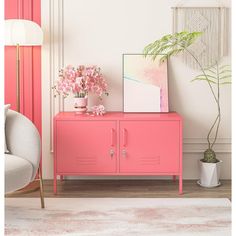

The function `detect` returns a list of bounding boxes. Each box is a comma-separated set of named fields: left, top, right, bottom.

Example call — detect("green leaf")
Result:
left=195, top=74, right=217, bottom=80
left=159, top=54, right=168, bottom=63
left=204, top=69, right=216, bottom=74
left=152, top=54, right=160, bottom=61
left=192, top=63, right=231, bottom=85
left=191, top=77, right=217, bottom=84
left=220, top=81, right=232, bottom=85
left=219, top=75, right=232, bottom=80
left=219, top=69, right=231, bottom=75
left=143, top=31, right=202, bottom=61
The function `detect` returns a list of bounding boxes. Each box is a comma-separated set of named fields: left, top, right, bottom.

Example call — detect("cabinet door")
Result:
left=56, top=121, right=117, bottom=173
left=119, top=121, right=180, bottom=173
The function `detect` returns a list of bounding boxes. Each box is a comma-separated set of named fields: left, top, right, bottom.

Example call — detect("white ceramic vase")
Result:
left=198, top=160, right=223, bottom=187
left=74, top=97, right=88, bottom=114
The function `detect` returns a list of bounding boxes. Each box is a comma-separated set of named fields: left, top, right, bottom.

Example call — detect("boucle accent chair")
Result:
left=5, top=109, right=44, bottom=208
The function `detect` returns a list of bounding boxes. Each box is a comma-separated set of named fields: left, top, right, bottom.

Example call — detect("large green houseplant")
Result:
left=143, top=31, right=231, bottom=187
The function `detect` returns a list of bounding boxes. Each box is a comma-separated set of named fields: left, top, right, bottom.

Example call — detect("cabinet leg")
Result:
left=179, top=174, right=183, bottom=195
left=172, top=175, right=176, bottom=182
left=54, top=175, right=57, bottom=194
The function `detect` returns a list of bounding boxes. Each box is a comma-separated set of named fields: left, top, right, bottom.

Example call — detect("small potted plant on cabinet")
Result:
left=53, top=65, right=108, bottom=114
left=143, top=31, right=231, bottom=187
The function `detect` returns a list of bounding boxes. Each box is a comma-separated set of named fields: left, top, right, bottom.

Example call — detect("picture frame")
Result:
left=123, top=54, right=169, bottom=112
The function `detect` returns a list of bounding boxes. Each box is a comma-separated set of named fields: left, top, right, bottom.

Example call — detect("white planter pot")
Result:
left=74, top=97, right=88, bottom=114
left=198, top=160, right=223, bottom=187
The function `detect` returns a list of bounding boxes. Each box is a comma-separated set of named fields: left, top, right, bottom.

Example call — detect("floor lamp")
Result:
left=5, top=19, right=44, bottom=199
left=5, top=19, right=43, bottom=112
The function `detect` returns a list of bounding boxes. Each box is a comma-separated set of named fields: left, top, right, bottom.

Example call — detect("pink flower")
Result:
left=53, top=65, right=109, bottom=98
left=91, top=105, right=106, bottom=116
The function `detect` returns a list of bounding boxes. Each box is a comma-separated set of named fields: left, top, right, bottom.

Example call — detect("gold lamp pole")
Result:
left=16, top=43, right=20, bottom=111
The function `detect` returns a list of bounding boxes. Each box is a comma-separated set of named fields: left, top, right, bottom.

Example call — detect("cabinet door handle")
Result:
left=111, top=128, right=115, bottom=146
left=110, top=149, right=114, bottom=158
left=123, top=128, right=127, bottom=147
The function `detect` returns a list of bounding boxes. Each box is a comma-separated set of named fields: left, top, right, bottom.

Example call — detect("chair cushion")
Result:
left=5, top=154, right=33, bottom=193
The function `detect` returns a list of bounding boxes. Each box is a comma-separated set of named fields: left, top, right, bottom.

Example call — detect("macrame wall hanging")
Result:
left=172, top=7, right=230, bottom=69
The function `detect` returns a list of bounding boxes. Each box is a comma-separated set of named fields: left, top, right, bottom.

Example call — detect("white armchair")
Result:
left=5, top=109, right=44, bottom=208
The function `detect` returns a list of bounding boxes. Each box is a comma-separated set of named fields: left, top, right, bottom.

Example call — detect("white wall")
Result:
left=42, top=0, right=231, bottom=179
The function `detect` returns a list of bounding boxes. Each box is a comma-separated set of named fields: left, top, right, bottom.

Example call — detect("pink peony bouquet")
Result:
left=53, top=65, right=108, bottom=98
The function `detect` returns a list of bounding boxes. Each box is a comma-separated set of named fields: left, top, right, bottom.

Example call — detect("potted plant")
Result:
left=53, top=65, right=108, bottom=113
left=143, top=31, right=231, bottom=187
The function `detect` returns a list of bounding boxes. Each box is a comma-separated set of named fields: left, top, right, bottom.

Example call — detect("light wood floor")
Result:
left=6, top=179, right=231, bottom=199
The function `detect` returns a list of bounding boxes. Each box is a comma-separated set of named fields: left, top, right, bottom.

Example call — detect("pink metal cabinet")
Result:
left=54, top=112, right=182, bottom=194
left=119, top=121, right=180, bottom=173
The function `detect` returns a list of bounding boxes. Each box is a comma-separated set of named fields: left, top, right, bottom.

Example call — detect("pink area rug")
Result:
left=5, top=198, right=231, bottom=236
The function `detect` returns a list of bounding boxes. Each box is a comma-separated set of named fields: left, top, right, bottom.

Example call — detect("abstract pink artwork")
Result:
left=123, top=54, right=169, bottom=112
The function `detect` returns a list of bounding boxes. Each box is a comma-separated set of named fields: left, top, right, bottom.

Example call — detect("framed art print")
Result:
left=123, top=54, right=169, bottom=112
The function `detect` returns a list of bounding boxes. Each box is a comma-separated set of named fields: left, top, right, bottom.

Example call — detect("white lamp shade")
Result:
left=5, top=19, right=43, bottom=46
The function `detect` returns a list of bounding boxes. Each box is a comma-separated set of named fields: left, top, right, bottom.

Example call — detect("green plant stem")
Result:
left=207, top=115, right=219, bottom=149
left=182, top=47, right=220, bottom=149
left=211, top=109, right=221, bottom=149
left=210, top=63, right=221, bottom=149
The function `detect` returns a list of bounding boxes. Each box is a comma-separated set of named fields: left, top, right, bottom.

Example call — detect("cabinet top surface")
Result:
left=54, top=112, right=182, bottom=121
